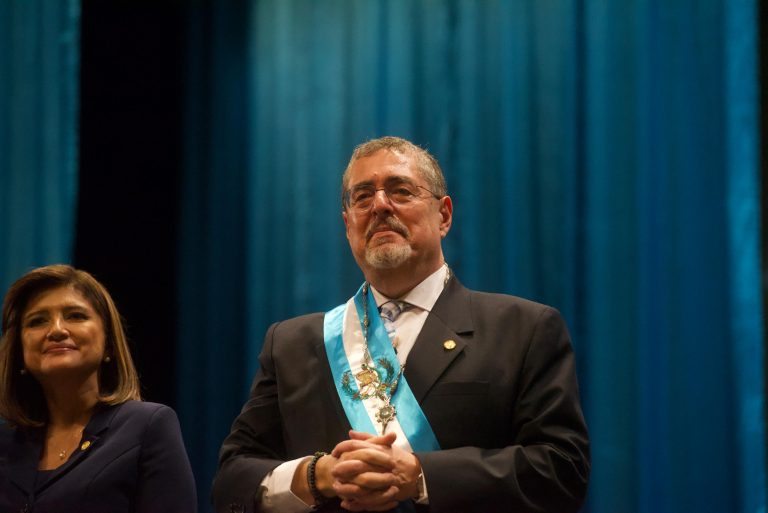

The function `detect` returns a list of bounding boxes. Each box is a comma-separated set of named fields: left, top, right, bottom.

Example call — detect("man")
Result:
left=213, top=136, right=590, bottom=513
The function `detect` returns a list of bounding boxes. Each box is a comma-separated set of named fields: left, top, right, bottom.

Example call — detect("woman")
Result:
left=0, top=265, right=197, bottom=513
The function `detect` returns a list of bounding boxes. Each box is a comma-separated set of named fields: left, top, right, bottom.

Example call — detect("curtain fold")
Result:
left=180, top=1, right=766, bottom=511
left=725, top=1, right=765, bottom=510
left=0, top=0, right=80, bottom=292
left=179, top=3, right=250, bottom=508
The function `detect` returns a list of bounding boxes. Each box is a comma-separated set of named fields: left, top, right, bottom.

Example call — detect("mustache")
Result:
left=365, top=216, right=410, bottom=241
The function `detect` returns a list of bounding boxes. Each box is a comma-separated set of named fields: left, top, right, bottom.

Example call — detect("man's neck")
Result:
left=366, top=260, right=445, bottom=298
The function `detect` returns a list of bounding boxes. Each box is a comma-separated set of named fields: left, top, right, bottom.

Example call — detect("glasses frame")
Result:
left=343, top=183, right=442, bottom=211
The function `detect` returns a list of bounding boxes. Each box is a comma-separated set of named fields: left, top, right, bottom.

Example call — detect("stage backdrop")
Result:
left=179, top=1, right=766, bottom=512
left=0, top=0, right=80, bottom=292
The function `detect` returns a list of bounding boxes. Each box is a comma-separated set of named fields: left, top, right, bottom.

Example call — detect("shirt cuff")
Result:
left=259, top=456, right=314, bottom=513
left=415, top=470, right=430, bottom=505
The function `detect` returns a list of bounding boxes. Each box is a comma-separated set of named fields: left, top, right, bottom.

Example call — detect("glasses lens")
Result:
left=347, top=183, right=428, bottom=210
left=349, top=186, right=375, bottom=208
left=387, top=184, right=418, bottom=203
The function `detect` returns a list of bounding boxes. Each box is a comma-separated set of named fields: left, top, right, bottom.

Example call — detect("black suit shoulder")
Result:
left=261, top=312, right=328, bottom=364
left=464, top=289, right=568, bottom=337
left=466, top=287, right=552, bottom=308
left=113, top=399, right=169, bottom=415
left=267, top=311, right=325, bottom=339
left=104, top=400, right=180, bottom=432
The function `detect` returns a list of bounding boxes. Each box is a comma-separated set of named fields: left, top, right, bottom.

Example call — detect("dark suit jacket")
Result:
left=0, top=400, right=197, bottom=513
left=213, top=277, right=590, bottom=513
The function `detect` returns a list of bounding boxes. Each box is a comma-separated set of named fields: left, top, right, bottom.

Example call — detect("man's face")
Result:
left=342, top=149, right=452, bottom=277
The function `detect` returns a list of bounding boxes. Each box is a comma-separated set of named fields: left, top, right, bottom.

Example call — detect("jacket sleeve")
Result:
left=212, top=322, right=288, bottom=513
left=416, top=306, right=590, bottom=513
left=135, top=405, right=198, bottom=513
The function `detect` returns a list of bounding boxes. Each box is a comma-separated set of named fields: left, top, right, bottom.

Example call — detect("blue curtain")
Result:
left=180, top=1, right=766, bottom=512
left=0, top=0, right=80, bottom=292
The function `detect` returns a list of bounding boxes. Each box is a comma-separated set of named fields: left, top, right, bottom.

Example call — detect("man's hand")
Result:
left=330, top=431, right=422, bottom=511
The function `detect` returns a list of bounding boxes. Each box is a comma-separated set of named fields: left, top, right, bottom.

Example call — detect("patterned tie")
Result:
left=379, top=301, right=410, bottom=351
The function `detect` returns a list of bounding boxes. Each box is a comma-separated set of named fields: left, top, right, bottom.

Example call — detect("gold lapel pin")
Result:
left=80, top=440, right=92, bottom=451
left=443, top=340, right=457, bottom=351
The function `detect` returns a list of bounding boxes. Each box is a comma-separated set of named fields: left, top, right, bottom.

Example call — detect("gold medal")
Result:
left=355, top=368, right=379, bottom=386
left=375, top=404, right=397, bottom=431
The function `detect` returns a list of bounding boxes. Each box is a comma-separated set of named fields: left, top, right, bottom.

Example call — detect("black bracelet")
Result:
left=307, top=451, right=327, bottom=507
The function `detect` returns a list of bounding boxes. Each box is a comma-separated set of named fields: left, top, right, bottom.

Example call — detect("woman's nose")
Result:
left=47, top=317, right=70, bottom=340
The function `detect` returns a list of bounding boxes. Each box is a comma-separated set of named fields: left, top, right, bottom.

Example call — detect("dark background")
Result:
left=75, top=0, right=185, bottom=408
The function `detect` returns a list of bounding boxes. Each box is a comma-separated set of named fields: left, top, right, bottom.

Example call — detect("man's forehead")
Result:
left=348, top=149, right=420, bottom=183
left=349, top=175, right=415, bottom=189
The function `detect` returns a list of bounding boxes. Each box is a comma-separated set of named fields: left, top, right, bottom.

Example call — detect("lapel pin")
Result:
left=80, top=440, right=92, bottom=451
left=443, top=340, right=457, bottom=351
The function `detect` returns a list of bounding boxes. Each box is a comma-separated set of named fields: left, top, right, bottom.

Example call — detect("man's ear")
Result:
left=342, top=210, right=350, bottom=240
left=438, top=196, right=453, bottom=238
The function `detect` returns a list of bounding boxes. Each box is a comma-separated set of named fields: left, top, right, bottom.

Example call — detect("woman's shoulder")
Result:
left=102, top=400, right=180, bottom=429
left=112, top=400, right=175, bottom=415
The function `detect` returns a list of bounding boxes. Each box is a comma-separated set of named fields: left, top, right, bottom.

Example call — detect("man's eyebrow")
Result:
left=351, top=176, right=416, bottom=187
left=383, top=175, right=416, bottom=186
left=349, top=180, right=375, bottom=189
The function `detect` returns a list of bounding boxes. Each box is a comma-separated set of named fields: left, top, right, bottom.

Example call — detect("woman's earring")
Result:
left=103, top=356, right=111, bottom=363
left=20, top=368, right=27, bottom=375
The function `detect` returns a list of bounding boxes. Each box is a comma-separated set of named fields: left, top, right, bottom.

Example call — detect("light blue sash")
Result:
left=323, top=284, right=440, bottom=452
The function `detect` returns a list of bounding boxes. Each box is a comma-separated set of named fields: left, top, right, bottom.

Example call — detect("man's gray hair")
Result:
left=341, top=136, right=447, bottom=209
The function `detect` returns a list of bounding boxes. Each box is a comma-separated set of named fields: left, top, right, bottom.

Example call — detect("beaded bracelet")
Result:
left=307, top=451, right=327, bottom=507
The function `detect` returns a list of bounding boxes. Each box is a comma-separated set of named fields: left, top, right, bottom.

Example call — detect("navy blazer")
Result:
left=213, top=277, right=590, bottom=513
left=0, top=401, right=197, bottom=513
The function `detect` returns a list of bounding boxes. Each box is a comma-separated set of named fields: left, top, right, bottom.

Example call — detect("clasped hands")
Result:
left=311, top=430, right=422, bottom=511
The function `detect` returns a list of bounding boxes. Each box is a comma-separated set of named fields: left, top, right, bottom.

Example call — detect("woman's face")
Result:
left=20, top=285, right=106, bottom=386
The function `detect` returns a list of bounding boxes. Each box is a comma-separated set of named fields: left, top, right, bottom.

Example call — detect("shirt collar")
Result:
left=370, top=264, right=449, bottom=313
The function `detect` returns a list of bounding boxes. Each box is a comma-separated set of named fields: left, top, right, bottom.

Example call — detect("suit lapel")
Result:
left=405, top=277, right=474, bottom=402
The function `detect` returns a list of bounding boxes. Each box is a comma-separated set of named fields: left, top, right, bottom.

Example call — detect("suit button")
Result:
left=229, top=503, right=244, bottom=513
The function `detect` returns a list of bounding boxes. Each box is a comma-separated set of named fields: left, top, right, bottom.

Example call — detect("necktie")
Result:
left=379, top=301, right=410, bottom=351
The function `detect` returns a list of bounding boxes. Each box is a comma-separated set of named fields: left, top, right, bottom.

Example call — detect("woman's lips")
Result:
left=44, top=344, right=77, bottom=354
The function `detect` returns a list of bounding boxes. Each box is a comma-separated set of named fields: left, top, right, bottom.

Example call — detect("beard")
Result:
left=364, top=215, right=412, bottom=269
left=365, top=241, right=413, bottom=269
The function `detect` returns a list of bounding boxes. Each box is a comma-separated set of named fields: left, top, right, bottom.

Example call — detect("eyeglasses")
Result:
left=344, top=182, right=441, bottom=211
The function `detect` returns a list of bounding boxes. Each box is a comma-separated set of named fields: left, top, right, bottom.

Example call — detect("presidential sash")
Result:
left=323, top=283, right=440, bottom=452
